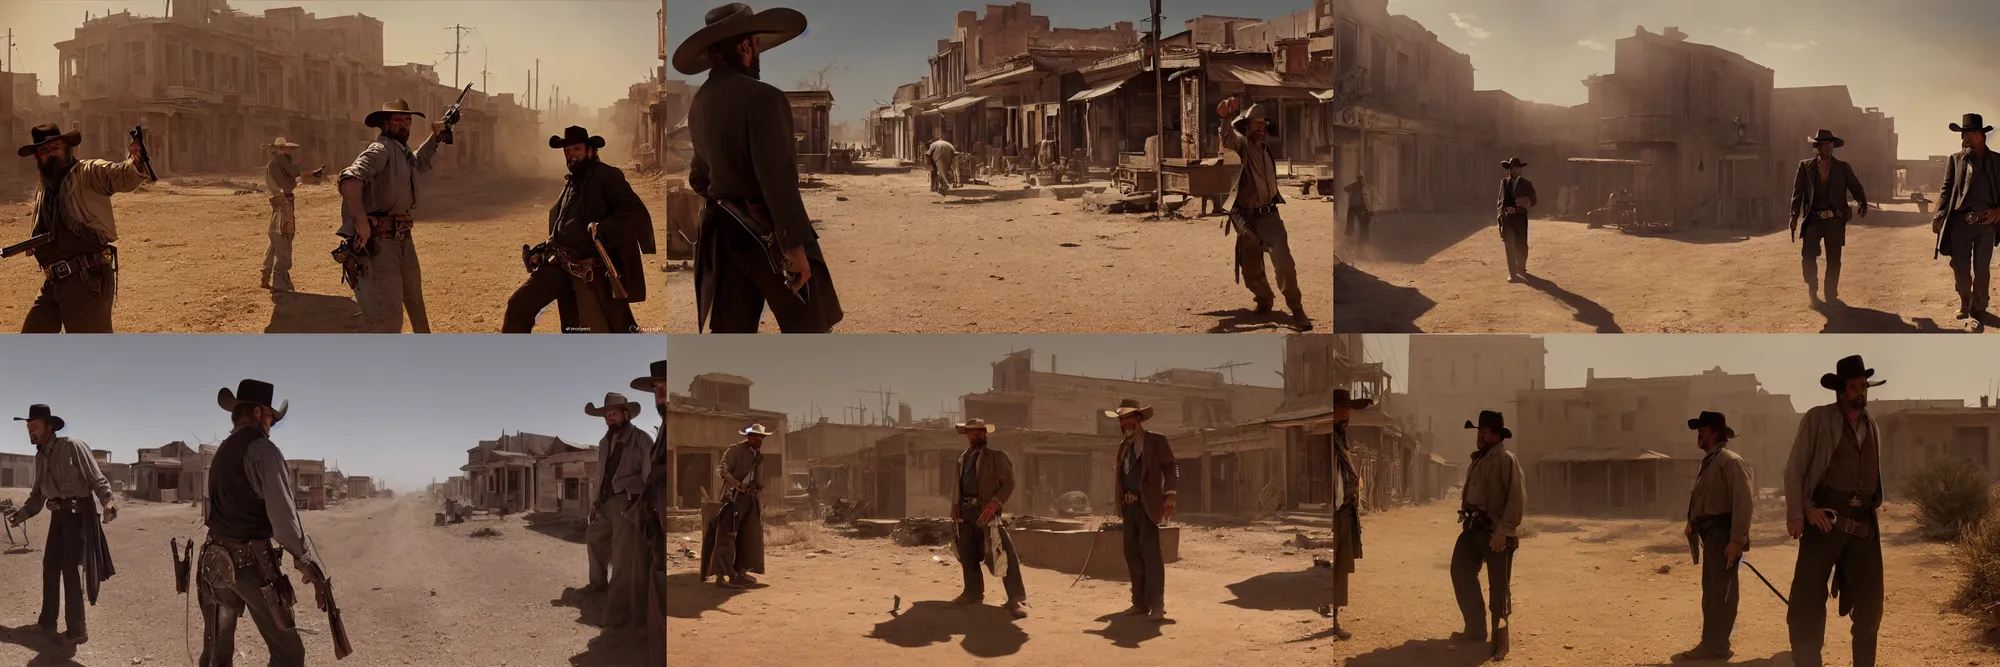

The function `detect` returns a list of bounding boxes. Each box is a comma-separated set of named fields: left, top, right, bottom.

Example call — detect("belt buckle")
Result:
left=1849, top=497, right=1863, bottom=507
left=1818, top=210, right=1835, bottom=219
left=50, top=261, right=73, bottom=280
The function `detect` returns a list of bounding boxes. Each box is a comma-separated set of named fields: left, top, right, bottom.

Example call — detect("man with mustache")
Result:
left=1784, top=355, right=1887, bottom=667
left=1216, top=96, right=1311, bottom=331
left=947, top=418, right=1028, bottom=618
left=337, top=99, right=452, bottom=333
left=1676, top=411, right=1755, bottom=661
left=502, top=126, right=655, bottom=333
left=584, top=391, right=653, bottom=627
left=4, top=404, right=117, bottom=644
left=1105, top=398, right=1177, bottom=621
left=14, top=124, right=148, bottom=333
left=1934, top=113, right=2000, bottom=321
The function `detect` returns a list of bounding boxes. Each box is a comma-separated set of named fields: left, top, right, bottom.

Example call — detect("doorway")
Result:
left=676, top=452, right=713, bottom=508
left=1210, top=453, right=1239, bottom=515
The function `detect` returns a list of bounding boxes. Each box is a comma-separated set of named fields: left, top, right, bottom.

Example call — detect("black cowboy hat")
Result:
left=549, top=126, right=607, bottom=150
left=1953, top=113, right=1994, bottom=134
left=585, top=392, right=643, bottom=418
left=1231, top=102, right=1279, bottom=136
left=1820, top=355, right=1886, bottom=391
left=1500, top=157, right=1527, bottom=169
left=1332, top=389, right=1373, bottom=410
left=1687, top=411, right=1736, bottom=440
left=672, top=3, right=809, bottom=76
left=1808, top=129, right=1844, bottom=148
left=13, top=404, right=65, bottom=432
left=1464, top=410, right=1511, bottom=439
left=218, top=380, right=290, bottom=424
left=363, top=99, right=427, bottom=129
left=631, top=360, right=666, bottom=393
left=17, top=124, right=82, bottom=158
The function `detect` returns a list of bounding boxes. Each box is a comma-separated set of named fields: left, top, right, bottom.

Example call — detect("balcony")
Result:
left=1597, top=115, right=1678, bottom=145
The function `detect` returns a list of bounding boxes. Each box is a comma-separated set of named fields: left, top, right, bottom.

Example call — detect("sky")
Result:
left=1, top=0, right=662, bottom=109
left=666, top=335, right=1284, bottom=427
left=1363, top=334, right=2000, bottom=413
left=0, top=335, right=667, bottom=493
left=667, top=0, right=1991, bottom=157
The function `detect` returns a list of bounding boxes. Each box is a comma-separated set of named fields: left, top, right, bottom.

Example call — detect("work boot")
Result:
left=1253, top=298, right=1273, bottom=316
left=1491, top=617, right=1510, bottom=661
left=1121, top=604, right=1148, bottom=616
left=61, top=630, right=86, bottom=645
left=1448, top=628, right=1486, bottom=642
left=1327, top=609, right=1352, bottom=640
left=1672, top=645, right=1733, bottom=661
left=1959, top=294, right=1973, bottom=320
left=735, top=573, right=758, bottom=585
left=949, top=593, right=984, bottom=606
left=1147, top=607, right=1168, bottom=622
left=1003, top=599, right=1029, bottom=618
left=1293, top=312, right=1314, bottom=331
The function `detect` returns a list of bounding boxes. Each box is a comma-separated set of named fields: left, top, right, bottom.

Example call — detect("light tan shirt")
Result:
left=1784, top=403, right=1883, bottom=521
left=337, top=133, right=440, bottom=233
left=30, top=158, right=149, bottom=243
left=1687, top=446, right=1754, bottom=546
left=1462, top=441, right=1527, bottom=537
left=18, top=437, right=113, bottom=520
left=266, top=154, right=302, bottom=196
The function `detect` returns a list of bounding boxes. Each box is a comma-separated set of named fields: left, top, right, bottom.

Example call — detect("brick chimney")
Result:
left=1984, top=395, right=1992, bottom=409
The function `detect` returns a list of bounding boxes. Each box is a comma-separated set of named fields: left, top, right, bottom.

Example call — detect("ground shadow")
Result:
left=864, top=600, right=1029, bottom=658
left=1811, top=301, right=1954, bottom=333
left=566, top=627, right=648, bottom=667
left=1614, top=225, right=1766, bottom=246
left=1636, top=650, right=1795, bottom=667
left=523, top=517, right=587, bottom=544
left=1333, top=263, right=1434, bottom=333
left=1221, top=568, right=1328, bottom=611
left=661, top=572, right=748, bottom=619
left=264, top=291, right=361, bottom=333
left=848, top=162, right=913, bottom=176
left=420, top=176, right=562, bottom=223
left=1286, top=625, right=1352, bottom=644
left=1082, top=611, right=1174, bottom=648
left=1849, top=209, right=1934, bottom=229
left=1341, top=638, right=1491, bottom=667
left=1360, top=212, right=1493, bottom=264
left=1521, top=274, right=1623, bottom=333
left=939, top=188, right=1046, bottom=205
left=1200, top=308, right=1290, bottom=334
left=0, top=624, right=82, bottom=667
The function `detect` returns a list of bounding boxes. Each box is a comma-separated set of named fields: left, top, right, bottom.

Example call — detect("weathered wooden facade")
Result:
left=666, top=372, right=790, bottom=510
left=961, top=349, right=1285, bottom=436
left=1877, top=401, right=2000, bottom=489
left=786, top=90, right=834, bottom=173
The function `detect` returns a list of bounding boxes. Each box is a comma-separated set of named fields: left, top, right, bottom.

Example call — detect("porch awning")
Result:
left=934, top=95, right=989, bottom=113
left=1540, top=447, right=1675, bottom=463
left=1070, top=75, right=1135, bottom=102
left=1567, top=157, right=1649, bottom=165
left=1312, top=90, right=1338, bottom=102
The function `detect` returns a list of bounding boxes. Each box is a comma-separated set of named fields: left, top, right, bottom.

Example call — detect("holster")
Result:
left=1457, top=508, right=1495, bottom=534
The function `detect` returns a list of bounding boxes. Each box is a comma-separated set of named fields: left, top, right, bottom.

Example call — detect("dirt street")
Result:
left=0, top=490, right=648, bottom=666
left=1334, top=203, right=1999, bottom=333
left=0, top=170, right=670, bottom=333
left=669, top=502, right=1976, bottom=667
left=661, top=164, right=1334, bottom=333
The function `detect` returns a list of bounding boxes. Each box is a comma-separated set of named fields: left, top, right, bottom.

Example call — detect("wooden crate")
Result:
left=1114, top=167, right=1158, bottom=194
left=1162, top=163, right=1233, bottom=197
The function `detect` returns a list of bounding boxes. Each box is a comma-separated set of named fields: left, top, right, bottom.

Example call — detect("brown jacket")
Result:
left=955, top=446, right=1015, bottom=508
left=1114, top=430, right=1179, bottom=525
left=1462, top=442, right=1527, bottom=537
left=1791, top=156, right=1867, bottom=222
left=1687, top=446, right=1755, bottom=547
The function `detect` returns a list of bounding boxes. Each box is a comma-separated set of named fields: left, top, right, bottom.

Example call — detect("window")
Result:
left=127, top=42, right=145, bottom=76
left=563, top=478, right=580, bottom=501
left=1622, top=412, right=1636, bottom=431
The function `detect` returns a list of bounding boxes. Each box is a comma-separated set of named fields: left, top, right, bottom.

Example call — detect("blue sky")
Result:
left=665, top=0, right=1993, bottom=157
left=0, top=335, right=666, bottom=492
left=666, top=334, right=1284, bottom=427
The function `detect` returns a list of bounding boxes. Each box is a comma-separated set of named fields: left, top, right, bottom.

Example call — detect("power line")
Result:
left=444, top=24, right=472, bottom=89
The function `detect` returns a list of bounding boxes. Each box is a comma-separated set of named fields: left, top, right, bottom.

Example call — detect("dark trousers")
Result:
left=1450, top=526, right=1518, bottom=632
left=1696, top=520, right=1740, bottom=650
left=1120, top=501, right=1166, bottom=610
left=1948, top=220, right=1997, bottom=312
left=1233, top=209, right=1303, bottom=314
left=22, top=269, right=115, bottom=333
left=954, top=515, right=1026, bottom=602
left=38, top=508, right=88, bottom=633
left=707, top=222, right=831, bottom=334
left=1499, top=217, right=1529, bottom=276
left=501, top=263, right=637, bottom=333
left=1801, top=217, right=1848, bottom=298
left=1344, top=207, right=1372, bottom=245
left=198, top=555, right=307, bottom=667
left=1787, top=511, right=1884, bottom=667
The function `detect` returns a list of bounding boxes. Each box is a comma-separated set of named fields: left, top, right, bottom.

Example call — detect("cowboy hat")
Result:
left=13, top=404, right=65, bottom=432
left=955, top=418, right=997, bottom=434
left=1102, top=398, right=1154, bottom=422
left=1499, top=157, right=1528, bottom=169
left=740, top=423, right=775, bottom=437
left=1952, top=113, right=1994, bottom=134
left=1464, top=410, right=1511, bottom=439
left=16, top=124, right=82, bottom=158
left=672, top=3, right=808, bottom=76
left=364, top=99, right=427, bottom=129
left=1807, top=129, right=1844, bottom=147
left=549, top=126, right=607, bottom=150
left=217, top=380, right=290, bottom=424
left=631, top=360, right=666, bottom=393
left=1687, top=411, right=1736, bottom=440
left=1332, top=389, right=1373, bottom=410
left=585, top=392, right=643, bottom=418
left=1819, top=355, right=1886, bottom=391
left=264, top=137, right=302, bottom=149
left=1231, top=102, right=1278, bottom=135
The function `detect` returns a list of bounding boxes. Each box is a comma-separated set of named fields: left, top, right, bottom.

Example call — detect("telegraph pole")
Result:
left=4, top=29, right=14, bottom=73
left=1150, top=0, right=1164, bottom=218
left=534, top=59, right=541, bottom=112
left=445, top=24, right=472, bottom=89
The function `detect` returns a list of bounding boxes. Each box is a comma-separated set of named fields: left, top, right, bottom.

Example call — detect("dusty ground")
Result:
left=668, top=501, right=1983, bottom=667
left=661, top=163, right=1334, bottom=333
left=0, top=489, right=649, bottom=667
left=0, top=170, right=670, bottom=333
left=1334, top=202, right=2000, bottom=333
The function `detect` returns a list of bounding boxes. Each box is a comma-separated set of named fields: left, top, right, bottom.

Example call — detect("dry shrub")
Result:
left=470, top=527, right=502, bottom=538
left=766, top=524, right=819, bottom=549
left=1906, top=460, right=1994, bottom=541
left=1955, top=517, right=2000, bottom=626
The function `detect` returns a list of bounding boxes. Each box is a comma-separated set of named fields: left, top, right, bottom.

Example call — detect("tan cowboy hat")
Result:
left=364, top=99, right=427, bottom=129
left=740, top=423, right=775, bottom=437
left=17, top=124, right=82, bottom=158
left=264, top=137, right=301, bottom=149
left=631, top=360, right=666, bottom=393
left=584, top=392, right=642, bottom=417
left=955, top=418, right=996, bottom=434
left=672, top=3, right=808, bottom=76
left=217, top=380, right=290, bottom=424
left=1101, top=398, right=1154, bottom=422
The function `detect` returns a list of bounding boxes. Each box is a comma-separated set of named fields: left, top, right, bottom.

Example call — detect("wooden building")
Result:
left=132, top=441, right=210, bottom=503
left=1533, top=447, right=1702, bottom=519
left=462, top=433, right=581, bottom=514
left=961, top=349, right=1284, bottom=435
left=666, top=372, right=789, bottom=511
left=287, top=459, right=328, bottom=511
left=0, top=452, right=34, bottom=489
left=534, top=447, right=600, bottom=521
left=786, top=90, right=835, bottom=173
left=1770, top=86, right=1898, bottom=206
left=1877, top=400, right=2000, bottom=489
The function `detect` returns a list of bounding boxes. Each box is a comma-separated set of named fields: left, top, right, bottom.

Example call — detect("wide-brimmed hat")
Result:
left=1807, top=129, right=1844, bottom=147
left=1952, top=113, right=1994, bottom=134
left=264, top=137, right=301, bottom=149
left=1231, top=102, right=1278, bottom=135
left=364, top=99, right=427, bottom=129
left=741, top=423, right=775, bottom=437
left=1102, top=398, right=1154, bottom=422
left=672, top=3, right=808, bottom=76
left=1687, top=411, right=1736, bottom=440
left=1464, top=410, right=1511, bottom=439
left=13, top=404, right=65, bottom=432
left=549, top=125, right=606, bottom=150
left=217, top=380, right=289, bottom=424
left=1500, top=157, right=1527, bottom=169
left=17, top=124, right=82, bottom=158
left=631, top=360, right=666, bottom=393
left=1332, top=389, right=1373, bottom=410
left=955, top=418, right=997, bottom=434
left=585, top=392, right=643, bottom=417
left=1820, top=355, right=1886, bottom=391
